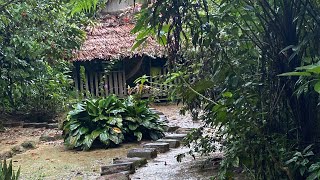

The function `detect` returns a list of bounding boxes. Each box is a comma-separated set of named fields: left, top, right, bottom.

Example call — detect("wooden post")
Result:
left=90, top=72, right=94, bottom=97
left=113, top=72, right=119, bottom=96
left=104, top=74, right=109, bottom=97
left=74, top=70, right=79, bottom=98
left=118, top=71, right=124, bottom=97
left=95, top=72, right=99, bottom=97
left=85, top=72, right=90, bottom=97
left=123, top=71, right=127, bottom=96
left=108, top=72, right=114, bottom=95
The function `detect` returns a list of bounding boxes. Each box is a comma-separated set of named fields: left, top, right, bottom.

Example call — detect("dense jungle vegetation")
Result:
left=0, top=0, right=90, bottom=121
left=2, top=0, right=320, bottom=179
left=132, top=0, right=320, bottom=179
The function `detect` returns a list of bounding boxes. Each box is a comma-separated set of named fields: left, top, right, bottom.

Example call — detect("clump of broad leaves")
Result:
left=63, top=95, right=165, bottom=150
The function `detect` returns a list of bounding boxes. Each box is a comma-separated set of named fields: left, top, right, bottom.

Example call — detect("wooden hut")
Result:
left=71, top=4, right=167, bottom=98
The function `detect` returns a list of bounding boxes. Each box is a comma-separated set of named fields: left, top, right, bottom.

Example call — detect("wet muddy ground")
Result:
left=1, top=104, right=218, bottom=180
left=131, top=147, right=221, bottom=180
left=13, top=142, right=139, bottom=180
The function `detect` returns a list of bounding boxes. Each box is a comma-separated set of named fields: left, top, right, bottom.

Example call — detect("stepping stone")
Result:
left=3, top=122, right=23, bottom=127
left=175, top=128, right=194, bottom=134
left=156, top=139, right=180, bottom=148
left=23, top=123, right=48, bottom=128
left=143, top=142, right=170, bottom=153
left=100, top=162, right=134, bottom=176
left=46, top=123, right=59, bottom=129
left=165, top=126, right=180, bottom=132
left=164, top=134, right=187, bottom=141
left=127, top=148, right=157, bottom=159
left=113, top=157, right=147, bottom=168
left=97, top=171, right=130, bottom=180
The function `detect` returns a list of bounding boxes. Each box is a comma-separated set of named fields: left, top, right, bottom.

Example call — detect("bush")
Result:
left=63, top=95, right=165, bottom=150
left=0, top=159, right=20, bottom=180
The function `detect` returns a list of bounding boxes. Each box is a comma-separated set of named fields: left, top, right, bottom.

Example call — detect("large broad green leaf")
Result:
left=128, top=123, right=139, bottom=131
left=132, top=37, right=148, bottom=51
left=99, top=131, right=110, bottom=142
left=83, top=134, right=94, bottom=150
left=91, top=129, right=103, bottom=139
left=124, top=117, right=136, bottom=122
left=76, top=127, right=89, bottom=136
left=69, top=134, right=81, bottom=147
left=109, top=134, right=121, bottom=144
left=278, top=72, right=311, bottom=76
left=314, top=81, right=320, bottom=94
left=99, top=95, right=115, bottom=109
left=86, top=99, right=99, bottom=116
left=141, top=120, right=151, bottom=128
left=296, top=64, right=320, bottom=74
left=108, top=117, right=123, bottom=125
left=70, top=122, right=81, bottom=131
left=110, top=108, right=126, bottom=115
left=93, top=114, right=108, bottom=122
left=68, top=103, right=86, bottom=116
left=134, top=131, right=143, bottom=141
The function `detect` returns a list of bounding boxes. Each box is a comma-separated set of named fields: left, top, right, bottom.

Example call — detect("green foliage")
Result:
left=63, top=95, right=165, bottom=150
left=307, top=162, right=320, bottom=180
left=134, top=0, right=320, bottom=179
left=0, top=159, right=20, bottom=180
left=286, top=145, right=314, bottom=178
left=279, top=62, right=320, bottom=94
left=0, top=0, right=87, bottom=119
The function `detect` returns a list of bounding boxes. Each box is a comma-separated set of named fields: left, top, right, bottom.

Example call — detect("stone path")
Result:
left=97, top=108, right=194, bottom=180
left=98, top=130, right=190, bottom=180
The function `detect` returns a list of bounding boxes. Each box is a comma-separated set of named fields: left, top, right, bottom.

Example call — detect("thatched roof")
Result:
left=72, top=6, right=165, bottom=62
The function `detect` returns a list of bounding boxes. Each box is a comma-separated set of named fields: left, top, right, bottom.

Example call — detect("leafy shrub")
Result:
left=18, top=62, right=74, bottom=122
left=0, top=159, right=20, bottom=180
left=122, top=96, right=165, bottom=141
left=63, top=95, right=165, bottom=150
left=0, top=0, right=86, bottom=121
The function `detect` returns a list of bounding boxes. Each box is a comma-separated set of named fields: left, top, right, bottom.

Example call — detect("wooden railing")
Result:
left=74, top=70, right=127, bottom=98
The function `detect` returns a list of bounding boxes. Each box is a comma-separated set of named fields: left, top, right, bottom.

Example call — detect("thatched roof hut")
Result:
left=71, top=5, right=167, bottom=98
left=72, top=6, right=165, bottom=62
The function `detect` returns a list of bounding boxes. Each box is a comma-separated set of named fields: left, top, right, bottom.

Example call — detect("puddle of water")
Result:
left=131, top=147, right=218, bottom=180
